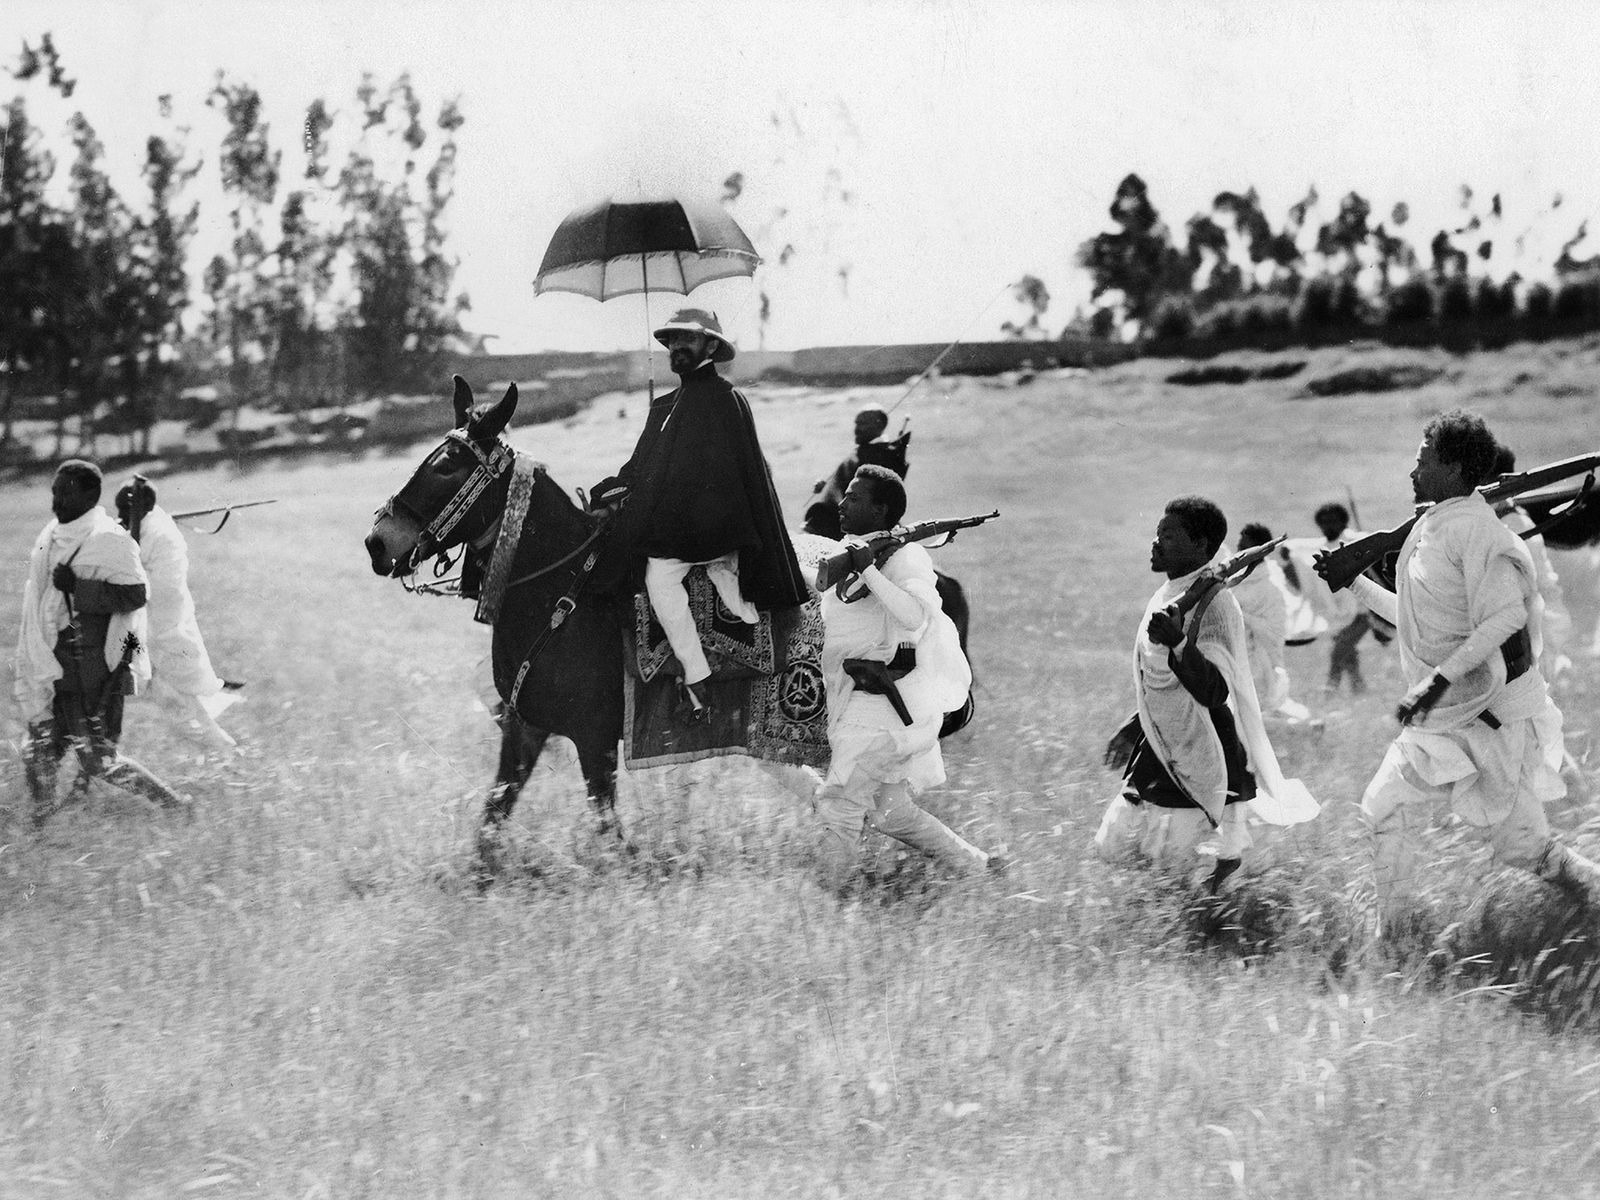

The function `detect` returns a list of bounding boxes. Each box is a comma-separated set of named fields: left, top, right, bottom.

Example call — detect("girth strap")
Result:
left=505, top=541, right=608, bottom=717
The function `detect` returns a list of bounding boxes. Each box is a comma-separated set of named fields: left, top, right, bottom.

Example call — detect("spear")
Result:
left=168, top=498, right=279, bottom=534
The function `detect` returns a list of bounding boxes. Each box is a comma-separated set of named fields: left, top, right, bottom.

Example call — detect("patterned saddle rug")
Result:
left=622, top=537, right=838, bottom=770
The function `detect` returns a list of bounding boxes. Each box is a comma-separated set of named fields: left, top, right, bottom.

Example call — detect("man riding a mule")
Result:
left=591, top=308, right=809, bottom=722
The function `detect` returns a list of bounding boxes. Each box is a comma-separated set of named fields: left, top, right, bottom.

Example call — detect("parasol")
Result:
left=534, top=196, right=761, bottom=396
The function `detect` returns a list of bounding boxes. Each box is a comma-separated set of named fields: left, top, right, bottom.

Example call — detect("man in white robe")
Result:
left=1232, top=522, right=1311, bottom=724
left=14, top=460, right=182, bottom=815
left=116, top=479, right=241, bottom=749
left=1327, top=410, right=1600, bottom=930
left=812, top=465, right=997, bottom=891
left=1099, top=497, right=1317, bottom=890
left=1286, top=502, right=1382, bottom=695
left=1490, top=445, right=1574, bottom=683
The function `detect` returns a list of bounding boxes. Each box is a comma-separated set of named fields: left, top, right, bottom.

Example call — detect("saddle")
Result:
left=621, top=565, right=830, bottom=769
left=628, top=566, right=780, bottom=684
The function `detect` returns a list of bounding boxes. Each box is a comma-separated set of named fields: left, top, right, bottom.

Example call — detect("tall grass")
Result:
left=2, top=344, right=1599, bottom=1197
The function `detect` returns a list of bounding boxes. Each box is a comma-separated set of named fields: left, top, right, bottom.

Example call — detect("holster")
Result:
left=843, top=646, right=916, bottom=726
left=1500, top=627, right=1532, bottom=683
left=1477, top=627, right=1535, bottom=731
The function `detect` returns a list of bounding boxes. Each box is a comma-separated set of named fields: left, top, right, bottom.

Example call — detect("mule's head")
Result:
left=366, top=376, right=520, bottom=577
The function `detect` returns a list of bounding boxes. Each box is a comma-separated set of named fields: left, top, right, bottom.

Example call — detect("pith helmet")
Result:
left=652, top=307, right=736, bottom=362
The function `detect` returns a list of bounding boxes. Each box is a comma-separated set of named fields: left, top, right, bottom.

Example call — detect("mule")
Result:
left=365, top=377, right=974, bottom=871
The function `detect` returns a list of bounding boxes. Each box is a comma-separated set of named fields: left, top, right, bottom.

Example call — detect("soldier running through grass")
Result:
left=1318, top=410, right=1600, bottom=932
left=1099, top=497, right=1316, bottom=891
left=812, top=465, right=998, bottom=892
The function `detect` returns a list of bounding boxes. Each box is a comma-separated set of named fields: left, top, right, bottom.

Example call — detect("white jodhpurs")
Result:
left=645, top=554, right=758, bottom=685
left=1093, top=795, right=1251, bottom=874
left=1360, top=741, right=1553, bottom=925
left=814, top=771, right=988, bottom=890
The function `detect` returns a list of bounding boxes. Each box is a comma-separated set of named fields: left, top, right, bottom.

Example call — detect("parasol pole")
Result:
left=642, top=255, right=655, bottom=404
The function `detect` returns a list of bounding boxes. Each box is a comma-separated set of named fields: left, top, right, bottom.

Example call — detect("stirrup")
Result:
left=680, top=679, right=712, bottom=725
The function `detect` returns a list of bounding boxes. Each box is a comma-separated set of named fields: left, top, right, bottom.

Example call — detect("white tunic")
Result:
left=819, top=542, right=970, bottom=792
left=1351, top=492, right=1564, bottom=826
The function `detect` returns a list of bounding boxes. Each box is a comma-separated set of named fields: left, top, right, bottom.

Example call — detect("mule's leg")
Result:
left=475, top=713, right=550, bottom=880
left=575, top=742, right=626, bottom=843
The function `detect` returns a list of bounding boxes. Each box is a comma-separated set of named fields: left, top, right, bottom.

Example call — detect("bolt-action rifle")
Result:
left=1315, top=450, right=1600, bottom=593
left=1157, top=535, right=1287, bottom=644
left=816, top=510, right=1000, bottom=592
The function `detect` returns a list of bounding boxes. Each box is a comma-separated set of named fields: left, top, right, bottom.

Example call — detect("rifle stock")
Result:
left=816, top=510, right=999, bottom=590
left=1316, top=449, right=1600, bottom=592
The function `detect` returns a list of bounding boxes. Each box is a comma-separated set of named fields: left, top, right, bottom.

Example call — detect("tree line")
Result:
left=1074, top=173, right=1600, bottom=353
left=0, top=34, right=467, bottom=457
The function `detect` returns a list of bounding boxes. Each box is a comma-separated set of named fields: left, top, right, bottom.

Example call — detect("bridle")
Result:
left=375, top=428, right=616, bottom=707
left=374, top=428, right=516, bottom=579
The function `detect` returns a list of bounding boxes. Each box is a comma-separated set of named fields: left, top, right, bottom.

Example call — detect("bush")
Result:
left=1437, top=276, right=1474, bottom=327
left=1148, top=295, right=1196, bottom=344
left=1237, top=294, right=1293, bottom=339
left=1292, top=276, right=1336, bottom=339
left=1474, top=277, right=1517, bottom=323
left=1523, top=281, right=1554, bottom=336
left=1384, top=277, right=1434, bottom=328
left=1195, top=302, right=1237, bottom=342
left=1552, top=274, right=1600, bottom=330
left=1294, top=275, right=1367, bottom=342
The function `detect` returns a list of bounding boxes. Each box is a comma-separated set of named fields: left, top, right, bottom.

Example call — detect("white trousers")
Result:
left=814, top=770, right=989, bottom=889
left=645, top=554, right=758, bottom=685
left=1094, top=795, right=1251, bottom=873
left=1360, top=740, right=1552, bottom=925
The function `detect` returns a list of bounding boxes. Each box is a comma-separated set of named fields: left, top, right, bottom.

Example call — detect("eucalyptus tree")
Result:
left=205, top=75, right=281, bottom=412
left=335, top=73, right=467, bottom=397
left=0, top=94, right=66, bottom=448
left=1075, top=173, right=1192, bottom=332
left=271, top=97, right=338, bottom=408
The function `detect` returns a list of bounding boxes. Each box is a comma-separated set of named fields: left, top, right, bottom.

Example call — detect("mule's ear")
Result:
left=471, top=383, right=519, bottom=442
left=452, top=375, right=474, bottom=428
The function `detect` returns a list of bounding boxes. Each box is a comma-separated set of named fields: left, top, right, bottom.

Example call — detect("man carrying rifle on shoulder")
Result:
left=1316, top=410, right=1600, bottom=933
left=812, top=465, right=1000, bottom=893
left=13, top=460, right=185, bottom=821
left=1098, top=497, right=1316, bottom=893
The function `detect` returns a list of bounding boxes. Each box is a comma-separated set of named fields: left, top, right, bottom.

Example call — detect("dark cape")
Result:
left=595, top=363, right=809, bottom=610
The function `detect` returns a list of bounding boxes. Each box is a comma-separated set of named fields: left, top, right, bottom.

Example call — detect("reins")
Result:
left=379, top=432, right=616, bottom=714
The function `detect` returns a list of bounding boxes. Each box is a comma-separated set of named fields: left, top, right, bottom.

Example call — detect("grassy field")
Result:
left=2, top=338, right=1599, bottom=1198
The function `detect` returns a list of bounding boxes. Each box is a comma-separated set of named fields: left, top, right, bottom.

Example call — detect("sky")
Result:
left=6, top=0, right=1600, bottom=355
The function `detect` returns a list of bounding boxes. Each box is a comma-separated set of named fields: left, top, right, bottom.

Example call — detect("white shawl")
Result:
left=14, top=507, right=151, bottom=724
left=1135, top=565, right=1318, bottom=827
left=1393, top=493, right=1547, bottom=728
left=137, top=505, right=230, bottom=707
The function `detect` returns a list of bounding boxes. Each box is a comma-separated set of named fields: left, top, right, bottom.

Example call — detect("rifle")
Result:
left=1316, top=450, right=1600, bottom=593
left=1166, top=536, right=1288, bottom=622
left=168, top=498, right=279, bottom=534
left=817, top=510, right=1001, bottom=591
left=55, top=630, right=141, bottom=812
